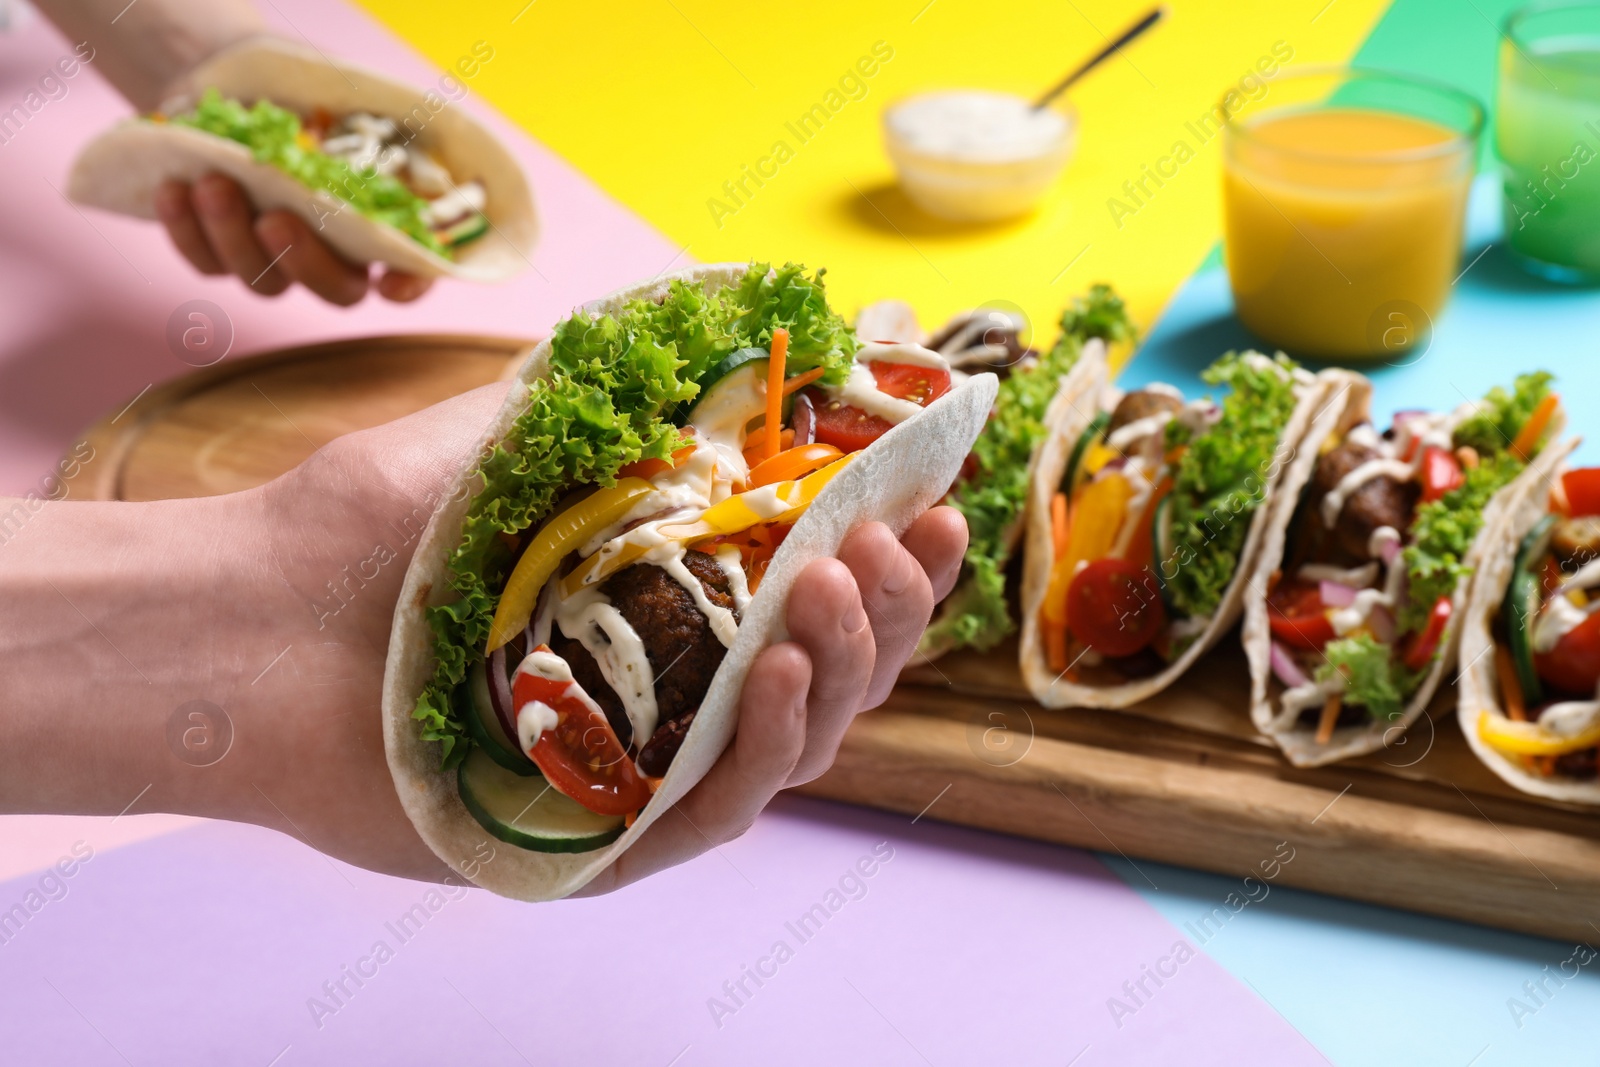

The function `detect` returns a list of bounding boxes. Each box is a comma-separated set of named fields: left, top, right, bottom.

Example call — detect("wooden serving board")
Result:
left=74, top=336, right=1600, bottom=942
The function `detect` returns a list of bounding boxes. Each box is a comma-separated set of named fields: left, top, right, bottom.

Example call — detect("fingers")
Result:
left=900, top=506, right=969, bottom=603
left=836, top=521, right=937, bottom=713
left=376, top=269, right=434, bottom=303
left=575, top=643, right=810, bottom=896
left=153, top=180, right=226, bottom=275
left=191, top=174, right=291, bottom=295
left=781, top=555, right=878, bottom=785
left=255, top=212, right=370, bottom=307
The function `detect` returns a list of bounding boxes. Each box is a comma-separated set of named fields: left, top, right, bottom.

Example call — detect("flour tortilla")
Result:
left=1457, top=438, right=1598, bottom=803
left=1020, top=352, right=1331, bottom=709
left=916, top=338, right=1109, bottom=665
left=383, top=264, right=997, bottom=900
left=67, top=38, right=535, bottom=282
left=1244, top=377, right=1570, bottom=768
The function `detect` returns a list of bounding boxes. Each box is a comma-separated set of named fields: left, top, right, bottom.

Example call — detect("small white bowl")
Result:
left=882, top=90, right=1076, bottom=222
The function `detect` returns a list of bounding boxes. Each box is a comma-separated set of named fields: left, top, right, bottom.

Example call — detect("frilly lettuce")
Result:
left=167, top=88, right=448, bottom=256
left=1161, top=352, right=1302, bottom=621
left=414, top=263, right=854, bottom=764
left=921, top=285, right=1134, bottom=654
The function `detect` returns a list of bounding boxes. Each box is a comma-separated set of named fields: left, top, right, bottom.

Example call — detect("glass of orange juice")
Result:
left=1222, top=68, right=1485, bottom=361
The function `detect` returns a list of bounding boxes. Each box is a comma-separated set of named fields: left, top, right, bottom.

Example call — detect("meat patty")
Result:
left=1106, top=389, right=1183, bottom=438
left=550, top=551, right=737, bottom=751
left=926, top=311, right=1031, bottom=377
left=1312, top=439, right=1418, bottom=561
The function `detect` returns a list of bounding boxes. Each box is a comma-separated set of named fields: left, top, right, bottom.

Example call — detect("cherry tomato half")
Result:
left=1420, top=446, right=1465, bottom=503
left=1267, top=582, right=1336, bottom=650
left=1561, top=468, right=1600, bottom=518
left=1401, top=594, right=1452, bottom=671
left=513, top=652, right=654, bottom=815
left=1066, top=558, right=1167, bottom=658
left=804, top=388, right=895, bottom=453
left=1535, top=611, right=1600, bottom=696
left=869, top=361, right=952, bottom=407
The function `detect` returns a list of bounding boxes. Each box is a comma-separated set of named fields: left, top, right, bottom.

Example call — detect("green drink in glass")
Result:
left=1498, top=2, right=1600, bottom=283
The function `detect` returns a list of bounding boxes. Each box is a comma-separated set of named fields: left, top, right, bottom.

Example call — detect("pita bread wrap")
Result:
left=1244, top=373, right=1568, bottom=768
left=67, top=38, right=535, bottom=281
left=383, top=263, right=995, bottom=901
left=1020, top=349, right=1328, bottom=709
left=1458, top=439, right=1600, bottom=804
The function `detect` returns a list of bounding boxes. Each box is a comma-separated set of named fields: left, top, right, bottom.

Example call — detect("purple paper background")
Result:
left=0, top=797, right=1323, bottom=1066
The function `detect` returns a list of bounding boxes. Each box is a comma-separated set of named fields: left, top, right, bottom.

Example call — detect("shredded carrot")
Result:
left=1051, top=492, right=1069, bottom=559
left=1315, top=691, right=1342, bottom=746
left=765, top=329, right=789, bottom=463
left=781, top=365, right=825, bottom=397
left=1045, top=620, right=1068, bottom=673
left=1496, top=645, right=1528, bottom=722
left=1511, top=392, right=1560, bottom=461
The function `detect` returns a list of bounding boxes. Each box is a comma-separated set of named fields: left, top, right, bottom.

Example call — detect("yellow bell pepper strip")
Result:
left=486, top=477, right=656, bottom=652
left=667, top=456, right=854, bottom=543
left=1041, top=472, right=1132, bottom=626
left=564, top=458, right=854, bottom=598
left=1476, top=710, right=1600, bottom=757
left=560, top=539, right=654, bottom=600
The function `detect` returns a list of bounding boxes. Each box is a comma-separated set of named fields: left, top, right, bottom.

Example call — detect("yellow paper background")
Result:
left=360, top=0, right=1389, bottom=345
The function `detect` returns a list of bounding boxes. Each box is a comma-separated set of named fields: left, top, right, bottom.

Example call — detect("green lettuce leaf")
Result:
left=921, top=285, right=1134, bottom=653
left=167, top=88, right=449, bottom=257
left=1161, top=352, right=1302, bottom=621
left=1316, top=633, right=1416, bottom=721
left=414, top=264, right=853, bottom=764
left=1452, top=372, right=1553, bottom=457
left=1399, top=451, right=1525, bottom=635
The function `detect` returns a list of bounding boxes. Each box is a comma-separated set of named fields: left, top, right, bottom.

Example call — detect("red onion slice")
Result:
left=1270, top=642, right=1310, bottom=689
left=1319, top=580, right=1358, bottom=608
left=488, top=643, right=519, bottom=743
left=791, top=392, right=815, bottom=446
left=1368, top=604, right=1397, bottom=645
left=1380, top=536, right=1402, bottom=566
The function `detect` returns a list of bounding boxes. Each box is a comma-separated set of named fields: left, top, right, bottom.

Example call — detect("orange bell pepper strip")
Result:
left=1122, top=476, right=1173, bottom=569
left=1511, top=392, right=1560, bottom=462
left=1041, top=472, right=1132, bottom=626
left=748, top=443, right=843, bottom=488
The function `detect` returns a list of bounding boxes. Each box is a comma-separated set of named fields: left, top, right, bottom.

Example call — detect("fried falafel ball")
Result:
left=1313, top=439, right=1419, bottom=561
left=551, top=551, right=738, bottom=757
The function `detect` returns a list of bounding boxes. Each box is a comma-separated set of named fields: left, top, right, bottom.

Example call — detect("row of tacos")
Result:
left=380, top=262, right=1591, bottom=902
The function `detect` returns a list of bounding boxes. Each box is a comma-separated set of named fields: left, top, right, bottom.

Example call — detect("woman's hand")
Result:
left=154, top=174, right=435, bottom=306
left=247, top=384, right=966, bottom=885
left=0, top=384, right=966, bottom=893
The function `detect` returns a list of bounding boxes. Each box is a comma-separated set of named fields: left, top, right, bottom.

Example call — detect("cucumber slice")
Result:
left=458, top=747, right=626, bottom=854
left=670, top=347, right=769, bottom=425
left=464, top=660, right=540, bottom=777
left=437, top=213, right=489, bottom=248
left=1061, top=411, right=1111, bottom=496
left=1503, top=514, right=1555, bottom=708
left=1151, top=492, right=1177, bottom=611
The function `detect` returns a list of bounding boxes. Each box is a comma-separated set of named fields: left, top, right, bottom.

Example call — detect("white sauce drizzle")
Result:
left=554, top=585, right=659, bottom=747
left=1298, top=562, right=1380, bottom=588
left=715, top=545, right=754, bottom=615
left=831, top=362, right=926, bottom=424
left=1538, top=700, right=1600, bottom=737
left=1534, top=594, right=1596, bottom=655
left=1368, top=525, right=1402, bottom=560
left=661, top=552, right=740, bottom=648
left=1106, top=411, right=1174, bottom=453
left=858, top=340, right=952, bottom=371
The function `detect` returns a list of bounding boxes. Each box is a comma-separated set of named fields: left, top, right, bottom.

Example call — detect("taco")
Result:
left=382, top=262, right=995, bottom=900
left=67, top=39, right=535, bottom=281
left=1458, top=443, right=1600, bottom=804
left=856, top=287, right=1135, bottom=664
left=1020, top=350, right=1325, bottom=708
left=1244, top=372, right=1567, bottom=767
